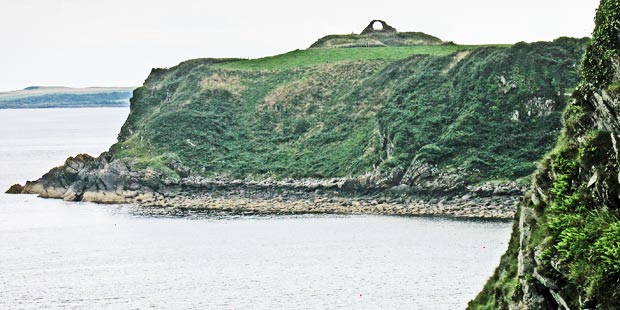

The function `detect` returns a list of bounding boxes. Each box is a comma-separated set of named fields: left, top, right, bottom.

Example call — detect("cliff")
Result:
left=469, top=0, right=620, bottom=308
left=9, top=25, right=589, bottom=218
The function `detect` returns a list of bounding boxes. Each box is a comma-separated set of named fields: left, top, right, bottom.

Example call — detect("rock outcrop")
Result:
left=469, top=0, right=620, bottom=308
left=310, top=20, right=446, bottom=48
left=16, top=151, right=522, bottom=219
left=21, top=153, right=158, bottom=204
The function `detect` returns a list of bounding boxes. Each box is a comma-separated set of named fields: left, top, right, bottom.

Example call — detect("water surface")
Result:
left=0, top=108, right=511, bottom=309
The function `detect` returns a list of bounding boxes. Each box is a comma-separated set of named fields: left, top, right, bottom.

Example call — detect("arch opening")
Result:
left=371, top=21, right=384, bottom=31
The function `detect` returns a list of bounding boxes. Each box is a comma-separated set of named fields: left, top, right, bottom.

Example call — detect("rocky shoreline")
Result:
left=7, top=153, right=524, bottom=219
left=137, top=190, right=520, bottom=219
left=140, top=177, right=522, bottom=219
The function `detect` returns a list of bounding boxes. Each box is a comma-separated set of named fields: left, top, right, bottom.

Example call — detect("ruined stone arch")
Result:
left=361, top=20, right=397, bottom=35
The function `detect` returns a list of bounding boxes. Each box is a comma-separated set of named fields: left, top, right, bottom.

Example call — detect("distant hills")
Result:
left=0, top=86, right=135, bottom=109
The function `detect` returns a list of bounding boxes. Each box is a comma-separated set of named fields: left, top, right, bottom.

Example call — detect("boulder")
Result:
left=5, top=184, right=24, bottom=194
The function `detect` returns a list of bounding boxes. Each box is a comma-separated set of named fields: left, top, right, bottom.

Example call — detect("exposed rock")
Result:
left=389, top=184, right=411, bottom=194
left=310, top=20, right=446, bottom=48
left=21, top=152, right=158, bottom=204
left=14, top=151, right=521, bottom=219
left=5, top=184, right=24, bottom=194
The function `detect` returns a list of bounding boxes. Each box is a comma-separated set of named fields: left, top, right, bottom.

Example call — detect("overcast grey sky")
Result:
left=0, top=0, right=600, bottom=91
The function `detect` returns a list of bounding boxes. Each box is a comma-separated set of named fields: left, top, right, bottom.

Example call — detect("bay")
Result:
left=0, top=108, right=511, bottom=309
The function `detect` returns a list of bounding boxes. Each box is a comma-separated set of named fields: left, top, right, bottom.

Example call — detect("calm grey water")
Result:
left=0, top=108, right=512, bottom=309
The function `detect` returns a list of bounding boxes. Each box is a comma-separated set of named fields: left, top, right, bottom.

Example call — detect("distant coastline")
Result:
left=0, top=86, right=134, bottom=109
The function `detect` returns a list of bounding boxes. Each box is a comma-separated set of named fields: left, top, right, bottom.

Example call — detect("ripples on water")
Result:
left=0, top=108, right=512, bottom=309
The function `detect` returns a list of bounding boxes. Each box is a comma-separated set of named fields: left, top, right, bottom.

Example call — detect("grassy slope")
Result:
left=111, top=39, right=587, bottom=183
left=215, top=45, right=509, bottom=70
left=469, top=0, right=620, bottom=308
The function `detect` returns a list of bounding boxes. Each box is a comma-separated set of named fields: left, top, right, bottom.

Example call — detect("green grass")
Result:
left=215, top=45, right=511, bottom=70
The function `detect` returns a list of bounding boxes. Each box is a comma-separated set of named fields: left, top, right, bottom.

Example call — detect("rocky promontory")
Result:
left=10, top=152, right=523, bottom=219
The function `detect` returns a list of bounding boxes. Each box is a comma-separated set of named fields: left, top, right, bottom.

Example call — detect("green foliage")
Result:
left=562, top=103, right=591, bottom=138
left=608, top=81, right=620, bottom=94
left=579, top=130, right=611, bottom=165
left=581, top=0, right=620, bottom=89
left=474, top=108, right=618, bottom=308
left=113, top=137, right=178, bottom=179
left=519, top=137, right=620, bottom=305
left=376, top=39, right=587, bottom=181
left=540, top=139, right=620, bottom=305
left=595, top=222, right=620, bottom=274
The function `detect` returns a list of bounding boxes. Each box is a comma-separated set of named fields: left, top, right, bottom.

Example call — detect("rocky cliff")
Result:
left=9, top=26, right=589, bottom=218
left=469, top=0, right=620, bottom=308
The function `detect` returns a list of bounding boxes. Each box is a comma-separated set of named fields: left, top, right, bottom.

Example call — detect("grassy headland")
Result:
left=111, top=37, right=587, bottom=185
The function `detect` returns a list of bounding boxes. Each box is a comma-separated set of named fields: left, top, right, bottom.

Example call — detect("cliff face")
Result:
left=12, top=34, right=588, bottom=213
left=469, top=0, right=620, bottom=308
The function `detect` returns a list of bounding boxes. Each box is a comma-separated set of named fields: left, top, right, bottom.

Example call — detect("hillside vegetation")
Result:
left=469, top=0, right=620, bottom=308
left=110, top=37, right=588, bottom=185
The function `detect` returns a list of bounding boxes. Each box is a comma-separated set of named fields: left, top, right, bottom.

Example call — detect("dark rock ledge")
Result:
left=7, top=152, right=524, bottom=219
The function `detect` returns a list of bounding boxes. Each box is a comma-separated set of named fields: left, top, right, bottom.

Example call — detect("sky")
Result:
left=0, top=0, right=600, bottom=91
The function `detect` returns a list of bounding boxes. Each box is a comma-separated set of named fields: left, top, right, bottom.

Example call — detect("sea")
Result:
left=0, top=107, right=512, bottom=309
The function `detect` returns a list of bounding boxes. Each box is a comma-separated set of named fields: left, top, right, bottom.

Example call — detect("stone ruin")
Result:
left=361, top=20, right=398, bottom=35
